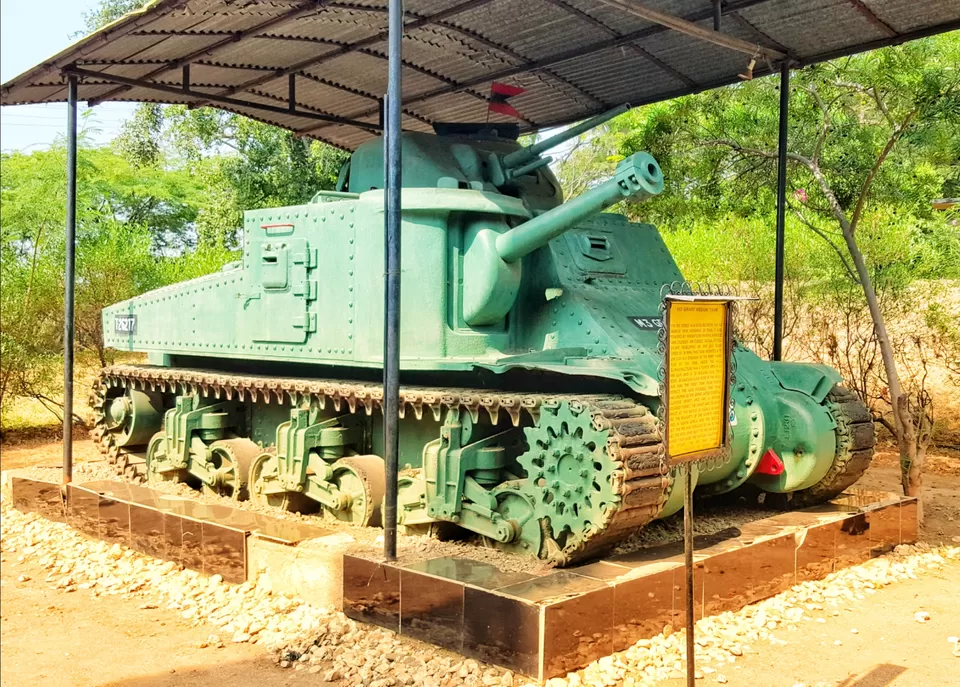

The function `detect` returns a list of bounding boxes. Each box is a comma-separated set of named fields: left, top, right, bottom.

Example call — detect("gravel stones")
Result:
left=0, top=501, right=515, bottom=686
left=3, top=494, right=957, bottom=687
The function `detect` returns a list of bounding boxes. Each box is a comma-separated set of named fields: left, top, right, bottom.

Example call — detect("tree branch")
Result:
left=701, top=138, right=853, bottom=231
left=849, top=108, right=918, bottom=233
left=834, top=80, right=896, bottom=126
left=791, top=204, right=859, bottom=282
left=804, top=85, right=832, bottom=163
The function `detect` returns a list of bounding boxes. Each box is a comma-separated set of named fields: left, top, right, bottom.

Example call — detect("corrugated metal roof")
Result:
left=1, top=0, right=957, bottom=150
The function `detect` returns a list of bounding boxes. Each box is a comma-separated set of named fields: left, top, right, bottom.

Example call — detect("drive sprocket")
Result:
left=516, top=401, right=620, bottom=551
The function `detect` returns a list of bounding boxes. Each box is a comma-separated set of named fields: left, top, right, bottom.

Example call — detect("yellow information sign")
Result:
left=665, top=299, right=730, bottom=461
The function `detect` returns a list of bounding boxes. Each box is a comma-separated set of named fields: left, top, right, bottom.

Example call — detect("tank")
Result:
left=90, top=107, right=875, bottom=565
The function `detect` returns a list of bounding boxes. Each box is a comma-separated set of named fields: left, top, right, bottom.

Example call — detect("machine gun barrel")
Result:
left=500, top=103, right=631, bottom=172
left=495, top=151, right=663, bottom=264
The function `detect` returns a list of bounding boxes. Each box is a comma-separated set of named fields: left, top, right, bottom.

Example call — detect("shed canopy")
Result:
left=2, top=0, right=958, bottom=150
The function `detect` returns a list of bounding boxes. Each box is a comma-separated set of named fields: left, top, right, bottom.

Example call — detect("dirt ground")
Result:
left=1, top=437, right=958, bottom=687
left=0, top=554, right=319, bottom=687
left=2, top=533, right=957, bottom=687
left=664, top=562, right=960, bottom=687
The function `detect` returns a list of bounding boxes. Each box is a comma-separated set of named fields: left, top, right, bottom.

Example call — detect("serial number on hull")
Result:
left=115, top=315, right=137, bottom=335
left=629, top=316, right=662, bottom=330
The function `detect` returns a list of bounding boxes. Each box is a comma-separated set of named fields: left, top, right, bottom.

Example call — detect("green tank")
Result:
left=91, top=107, right=874, bottom=565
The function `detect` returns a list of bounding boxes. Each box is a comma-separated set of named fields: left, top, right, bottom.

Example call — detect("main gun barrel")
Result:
left=495, top=151, right=663, bottom=263
left=500, top=103, right=631, bottom=173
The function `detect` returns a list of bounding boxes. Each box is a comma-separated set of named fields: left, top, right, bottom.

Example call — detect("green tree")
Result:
left=562, top=34, right=959, bottom=512
left=77, top=0, right=145, bottom=35
left=0, top=140, right=231, bottom=426
left=82, top=0, right=350, bottom=250
left=115, top=104, right=349, bottom=247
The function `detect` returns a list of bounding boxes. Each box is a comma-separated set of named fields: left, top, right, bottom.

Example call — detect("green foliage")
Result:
left=77, top=0, right=146, bottom=36
left=83, top=0, right=349, bottom=248
left=557, top=33, right=960, bottom=292
left=560, top=33, right=959, bottom=231
left=0, top=141, right=235, bottom=424
left=115, top=104, right=349, bottom=247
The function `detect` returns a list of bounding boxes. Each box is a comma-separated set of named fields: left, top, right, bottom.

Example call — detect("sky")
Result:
left=0, top=0, right=135, bottom=153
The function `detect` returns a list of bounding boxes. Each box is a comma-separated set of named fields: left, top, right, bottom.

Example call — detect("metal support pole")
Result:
left=683, top=462, right=695, bottom=687
left=63, top=73, right=79, bottom=485
left=713, top=0, right=721, bottom=30
left=382, top=0, right=403, bottom=562
left=773, top=61, right=790, bottom=361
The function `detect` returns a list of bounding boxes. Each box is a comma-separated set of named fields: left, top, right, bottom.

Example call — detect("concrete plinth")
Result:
left=343, top=490, right=918, bottom=682
left=247, top=532, right=355, bottom=609
left=4, top=472, right=920, bottom=682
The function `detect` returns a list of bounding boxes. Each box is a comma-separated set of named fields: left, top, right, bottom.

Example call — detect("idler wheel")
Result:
left=329, top=455, right=386, bottom=527
left=104, top=389, right=164, bottom=448
left=248, top=450, right=318, bottom=514
left=204, top=438, right=259, bottom=501
left=745, top=385, right=875, bottom=510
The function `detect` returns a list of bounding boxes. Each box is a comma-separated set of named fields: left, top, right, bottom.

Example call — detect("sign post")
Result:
left=662, top=294, right=737, bottom=687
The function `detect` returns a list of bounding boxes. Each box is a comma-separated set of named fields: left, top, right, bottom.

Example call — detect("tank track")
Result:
left=789, top=385, right=875, bottom=506
left=742, top=385, right=875, bottom=510
left=88, top=380, right=148, bottom=482
left=90, top=365, right=669, bottom=564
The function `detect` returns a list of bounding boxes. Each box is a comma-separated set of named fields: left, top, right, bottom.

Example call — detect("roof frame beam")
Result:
left=124, top=2, right=610, bottom=115
left=65, top=66, right=380, bottom=131
left=304, top=0, right=776, bottom=134
left=88, top=0, right=328, bottom=106
left=725, top=12, right=790, bottom=55
left=280, top=70, right=435, bottom=128
left=258, top=33, right=536, bottom=125
left=321, top=1, right=608, bottom=108
left=538, top=0, right=698, bottom=87
left=846, top=0, right=897, bottom=38
left=75, top=52, right=432, bottom=124
left=591, top=0, right=786, bottom=60
left=192, top=0, right=497, bottom=105
left=188, top=0, right=604, bottom=117
left=122, top=29, right=524, bottom=111
left=77, top=57, right=278, bottom=70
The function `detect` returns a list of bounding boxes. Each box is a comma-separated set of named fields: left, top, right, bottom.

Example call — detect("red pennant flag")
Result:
left=488, top=82, right=525, bottom=119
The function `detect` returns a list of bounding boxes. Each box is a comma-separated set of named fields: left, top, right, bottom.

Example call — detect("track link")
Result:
left=91, top=365, right=670, bottom=564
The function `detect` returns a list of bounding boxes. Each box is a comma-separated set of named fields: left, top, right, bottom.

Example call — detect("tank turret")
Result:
left=463, top=152, right=663, bottom=325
